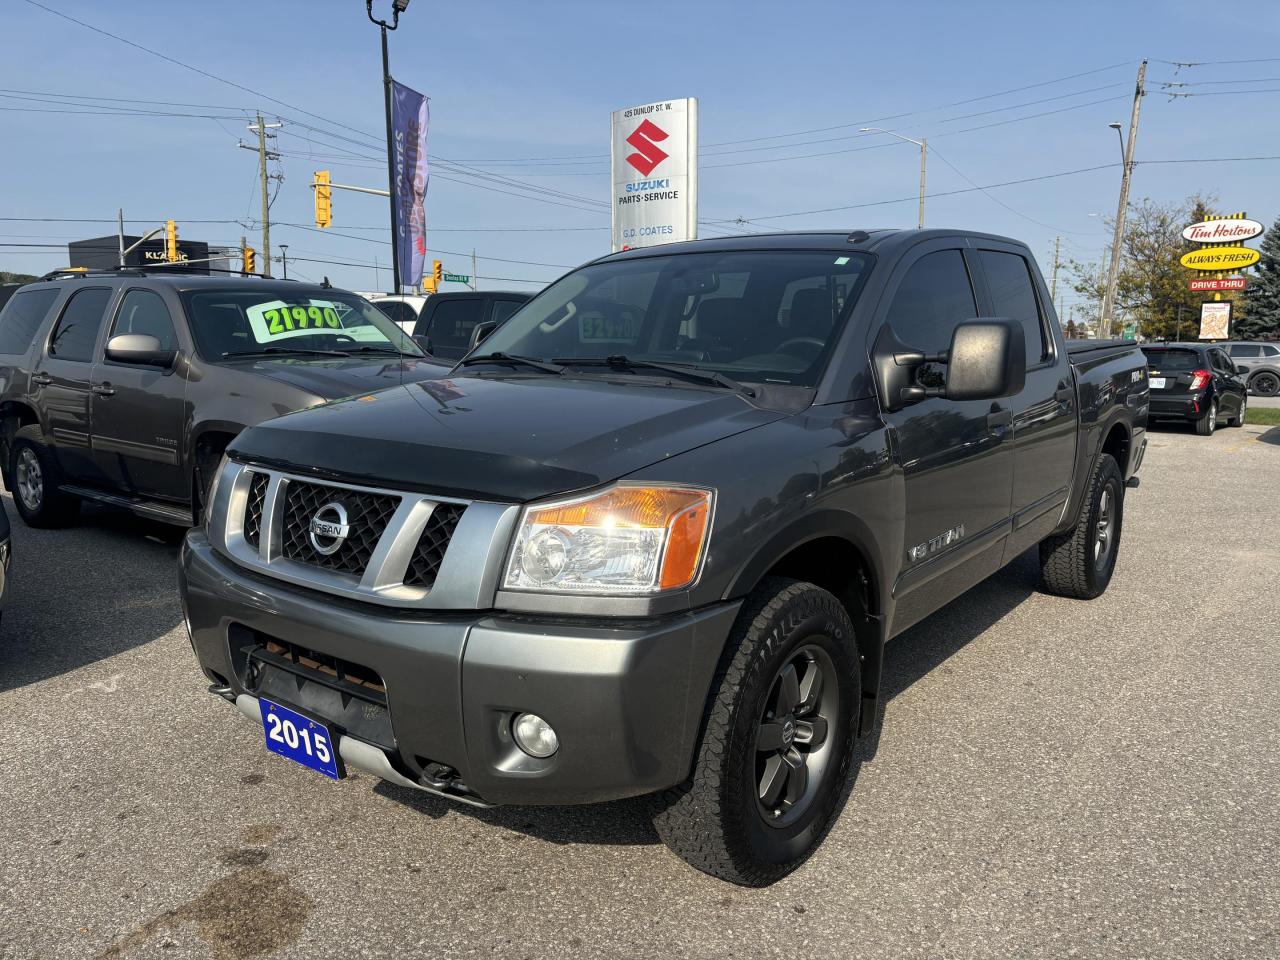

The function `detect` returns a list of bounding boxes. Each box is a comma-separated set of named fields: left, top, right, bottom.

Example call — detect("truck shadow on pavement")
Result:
left=0, top=495, right=184, bottom=693
left=1255, top=426, right=1280, bottom=446
left=375, top=548, right=1042, bottom=849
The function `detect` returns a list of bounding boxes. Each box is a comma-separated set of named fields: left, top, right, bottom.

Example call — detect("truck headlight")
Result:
left=503, top=485, right=713, bottom=595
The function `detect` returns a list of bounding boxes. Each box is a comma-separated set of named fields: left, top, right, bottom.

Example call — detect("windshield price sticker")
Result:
left=580, top=314, right=640, bottom=342
left=247, top=301, right=341, bottom=340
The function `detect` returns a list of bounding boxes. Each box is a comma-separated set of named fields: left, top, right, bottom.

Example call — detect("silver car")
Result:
left=1224, top=341, right=1280, bottom=396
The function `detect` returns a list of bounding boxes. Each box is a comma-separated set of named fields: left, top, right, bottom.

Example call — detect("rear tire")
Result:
left=1039, top=453, right=1123, bottom=600
left=8, top=425, right=80, bottom=528
left=1195, top=401, right=1217, bottom=436
left=1228, top=396, right=1247, bottom=428
left=1249, top=371, right=1280, bottom=397
left=651, top=578, right=861, bottom=886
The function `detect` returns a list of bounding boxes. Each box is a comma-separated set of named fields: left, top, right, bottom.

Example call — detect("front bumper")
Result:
left=180, top=531, right=739, bottom=806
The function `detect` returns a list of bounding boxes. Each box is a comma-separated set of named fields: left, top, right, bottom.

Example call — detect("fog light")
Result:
left=512, top=713, right=559, bottom=758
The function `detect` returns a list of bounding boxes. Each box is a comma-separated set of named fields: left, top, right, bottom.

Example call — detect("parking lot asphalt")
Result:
left=1, top=421, right=1277, bottom=960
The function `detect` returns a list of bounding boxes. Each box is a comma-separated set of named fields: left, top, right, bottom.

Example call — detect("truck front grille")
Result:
left=280, top=479, right=399, bottom=576
left=404, top=502, right=466, bottom=588
left=243, top=472, right=269, bottom=548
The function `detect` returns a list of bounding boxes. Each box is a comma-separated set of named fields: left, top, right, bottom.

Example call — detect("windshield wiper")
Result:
left=222, top=347, right=351, bottom=359
left=455, top=352, right=566, bottom=375
left=554, top=355, right=756, bottom=398
left=343, top=345, right=422, bottom=358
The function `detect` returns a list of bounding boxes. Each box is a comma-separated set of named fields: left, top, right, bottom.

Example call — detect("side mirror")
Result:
left=943, top=320, right=1026, bottom=401
left=413, top=334, right=434, bottom=355
left=105, top=333, right=176, bottom=368
left=1236, top=364, right=1250, bottom=376
left=469, top=320, right=497, bottom=350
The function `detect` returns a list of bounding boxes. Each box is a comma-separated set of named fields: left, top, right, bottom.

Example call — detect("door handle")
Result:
left=92, top=383, right=116, bottom=397
left=987, top=407, right=1013, bottom=431
left=1054, top=380, right=1073, bottom=403
left=31, top=373, right=52, bottom=386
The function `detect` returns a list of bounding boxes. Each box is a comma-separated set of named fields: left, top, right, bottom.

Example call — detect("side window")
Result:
left=978, top=250, right=1048, bottom=367
left=1215, top=350, right=1235, bottom=373
left=427, top=299, right=485, bottom=357
left=110, top=289, right=177, bottom=352
left=0, top=287, right=61, bottom=355
left=490, top=299, right=525, bottom=325
left=377, top=301, right=418, bottom=329
left=48, top=287, right=112, bottom=362
left=1228, top=344, right=1260, bottom=358
left=1263, top=344, right=1280, bottom=358
left=886, top=249, right=977, bottom=355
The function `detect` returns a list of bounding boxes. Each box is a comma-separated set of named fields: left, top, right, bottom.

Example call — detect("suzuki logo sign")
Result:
left=625, top=119, right=670, bottom=176
left=611, top=99, right=698, bottom=253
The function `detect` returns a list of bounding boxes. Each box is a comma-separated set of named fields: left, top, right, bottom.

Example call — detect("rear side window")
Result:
left=427, top=299, right=485, bottom=357
left=48, top=287, right=112, bottom=362
left=1263, top=345, right=1280, bottom=357
left=0, top=287, right=60, bottom=355
left=886, top=250, right=978, bottom=355
left=1228, top=344, right=1260, bottom=358
left=1141, top=348, right=1202, bottom=372
left=377, top=301, right=418, bottom=328
left=979, top=250, right=1048, bottom=367
left=111, top=289, right=177, bottom=351
left=490, top=299, right=525, bottom=325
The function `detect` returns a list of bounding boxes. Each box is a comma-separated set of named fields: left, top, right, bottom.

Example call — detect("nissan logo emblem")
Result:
left=308, top=502, right=350, bottom=556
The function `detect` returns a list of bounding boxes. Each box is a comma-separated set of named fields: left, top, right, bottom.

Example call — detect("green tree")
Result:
left=1236, top=215, right=1280, bottom=341
left=0, top=271, right=39, bottom=284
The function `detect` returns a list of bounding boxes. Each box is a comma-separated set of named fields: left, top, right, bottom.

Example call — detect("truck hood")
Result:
left=222, top=354, right=450, bottom=400
left=229, top=373, right=786, bottom=502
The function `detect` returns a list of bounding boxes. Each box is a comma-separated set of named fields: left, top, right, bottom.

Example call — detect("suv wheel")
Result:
left=1195, top=400, right=1217, bottom=436
left=651, top=578, right=860, bottom=886
left=9, top=426, right=80, bottom=527
left=1039, top=452, right=1124, bottom=600
left=1249, top=371, right=1279, bottom=397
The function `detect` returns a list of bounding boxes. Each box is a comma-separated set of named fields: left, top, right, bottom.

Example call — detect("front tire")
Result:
left=1195, top=400, right=1217, bottom=436
left=1249, top=371, right=1280, bottom=397
left=651, top=578, right=861, bottom=886
left=1228, top=395, right=1247, bottom=428
left=1039, top=452, right=1123, bottom=600
left=8, top=425, right=80, bottom=528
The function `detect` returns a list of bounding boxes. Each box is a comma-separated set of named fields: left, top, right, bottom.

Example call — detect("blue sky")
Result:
left=3, top=0, right=1279, bottom=319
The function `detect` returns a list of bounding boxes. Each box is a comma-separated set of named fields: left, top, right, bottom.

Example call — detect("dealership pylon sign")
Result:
left=611, top=99, right=698, bottom=252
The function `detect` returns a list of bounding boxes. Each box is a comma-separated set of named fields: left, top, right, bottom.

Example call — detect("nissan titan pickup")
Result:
left=181, top=230, right=1149, bottom=885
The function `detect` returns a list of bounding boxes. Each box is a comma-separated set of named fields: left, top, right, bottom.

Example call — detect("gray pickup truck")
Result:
left=182, top=230, right=1148, bottom=885
left=0, top=269, right=437, bottom=528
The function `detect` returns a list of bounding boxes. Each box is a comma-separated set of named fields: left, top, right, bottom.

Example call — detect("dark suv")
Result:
left=1142, top=342, right=1249, bottom=434
left=0, top=268, right=441, bottom=528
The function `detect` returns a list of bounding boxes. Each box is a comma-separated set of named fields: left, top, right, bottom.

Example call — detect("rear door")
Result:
left=878, top=241, right=1015, bottom=633
left=1210, top=347, right=1245, bottom=416
left=33, top=285, right=115, bottom=484
left=973, top=245, right=1076, bottom=556
left=90, top=287, right=188, bottom=501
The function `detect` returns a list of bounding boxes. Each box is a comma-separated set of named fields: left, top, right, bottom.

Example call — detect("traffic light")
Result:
left=314, top=170, right=332, bottom=229
left=165, top=219, right=179, bottom=261
left=243, top=246, right=256, bottom=275
left=433, top=259, right=443, bottom=284
left=421, top=276, right=438, bottom=294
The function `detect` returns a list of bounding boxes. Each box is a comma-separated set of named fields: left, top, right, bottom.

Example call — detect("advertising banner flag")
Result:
left=391, top=80, right=429, bottom=286
left=611, top=99, right=698, bottom=252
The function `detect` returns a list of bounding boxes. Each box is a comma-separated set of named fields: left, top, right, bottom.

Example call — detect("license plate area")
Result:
left=1149, top=377, right=1166, bottom=389
left=261, top=697, right=343, bottom=779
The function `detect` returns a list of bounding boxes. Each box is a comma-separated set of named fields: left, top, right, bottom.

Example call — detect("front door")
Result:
left=973, top=245, right=1077, bottom=557
left=90, top=287, right=188, bottom=501
left=878, top=243, right=1015, bottom=635
left=32, top=285, right=115, bottom=485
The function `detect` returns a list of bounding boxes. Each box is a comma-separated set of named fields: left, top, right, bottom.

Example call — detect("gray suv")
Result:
left=0, top=268, right=442, bottom=529
left=1224, top=341, right=1280, bottom=396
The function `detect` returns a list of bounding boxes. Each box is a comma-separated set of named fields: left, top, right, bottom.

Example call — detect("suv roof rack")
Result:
left=38, top=264, right=292, bottom=281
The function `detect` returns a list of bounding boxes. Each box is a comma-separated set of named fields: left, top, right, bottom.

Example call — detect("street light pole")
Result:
left=367, top=0, right=409, bottom=294
left=1099, top=59, right=1147, bottom=339
left=861, top=128, right=926, bottom=229
left=279, top=244, right=289, bottom=280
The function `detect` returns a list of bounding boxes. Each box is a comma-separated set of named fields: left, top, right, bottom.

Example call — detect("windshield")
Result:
left=180, top=289, right=424, bottom=361
left=471, top=250, right=873, bottom=387
left=1141, top=348, right=1202, bottom=372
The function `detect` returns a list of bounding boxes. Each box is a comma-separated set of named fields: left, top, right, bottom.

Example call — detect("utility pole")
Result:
left=1049, top=236, right=1062, bottom=312
left=240, top=235, right=247, bottom=276
left=917, top=138, right=927, bottom=231
left=242, top=114, right=282, bottom=277
left=1100, top=59, right=1147, bottom=339
left=471, top=249, right=478, bottom=291
left=366, top=1, right=409, bottom=294
left=117, top=208, right=126, bottom=267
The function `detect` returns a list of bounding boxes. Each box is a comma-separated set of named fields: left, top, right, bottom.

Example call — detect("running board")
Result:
left=60, top=485, right=193, bottom=526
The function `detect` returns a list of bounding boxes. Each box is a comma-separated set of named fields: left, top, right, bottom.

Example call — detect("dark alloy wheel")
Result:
left=1250, top=371, right=1280, bottom=397
left=755, top=644, right=838, bottom=828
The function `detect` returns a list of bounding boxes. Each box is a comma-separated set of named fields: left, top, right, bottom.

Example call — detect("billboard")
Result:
left=1199, top=301, right=1231, bottom=340
left=391, top=79, right=430, bottom=287
left=611, top=98, right=698, bottom=252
